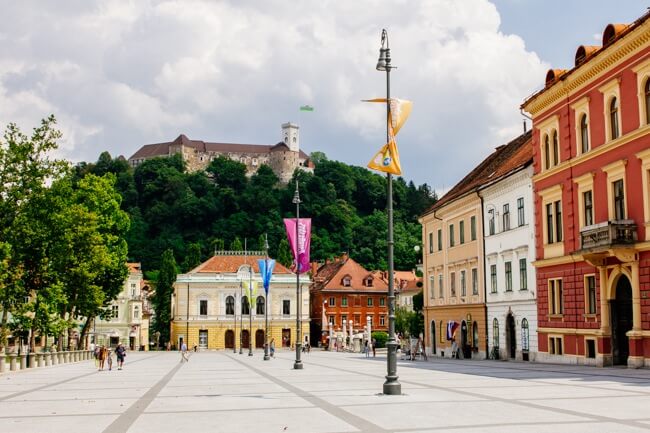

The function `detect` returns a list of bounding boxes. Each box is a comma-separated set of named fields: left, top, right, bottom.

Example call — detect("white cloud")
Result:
left=0, top=0, right=548, bottom=189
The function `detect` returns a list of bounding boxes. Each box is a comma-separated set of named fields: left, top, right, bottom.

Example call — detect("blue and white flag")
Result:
left=258, top=259, right=275, bottom=294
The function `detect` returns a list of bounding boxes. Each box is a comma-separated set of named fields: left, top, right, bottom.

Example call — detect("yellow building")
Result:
left=170, top=251, right=310, bottom=350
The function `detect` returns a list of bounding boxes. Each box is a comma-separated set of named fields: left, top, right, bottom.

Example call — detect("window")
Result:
left=329, top=297, right=335, bottom=307
left=200, top=300, right=208, bottom=316
left=459, top=220, right=465, bottom=244
left=450, top=272, right=456, bottom=297
left=429, top=232, right=433, bottom=253
left=493, top=318, right=499, bottom=349
left=112, top=305, right=118, bottom=319
left=329, top=315, right=335, bottom=324
left=549, top=336, right=563, bottom=355
left=549, top=279, right=563, bottom=315
left=472, top=268, right=478, bottom=295
left=342, top=296, right=348, bottom=307
left=341, top=315, right=347, bottom=326
left=580, top=114, right=589, bottom=153
left=256, top=296, right=265, bottom=315
left=438, top=274, right=443, bottom=298
left=449, top=224, right=455, bottom=247
left=546, top=200, right=563, bottom=243
left=460, top=270, right=466, bottom=297
left=367, top=297, right=373, bottom=307
left=380, top=297, right=385, bottom=306
left=242, top=296, right=250, bottom=315
left=283, top=300, right=290, bottom=315
left=646, top=78, right=650, bottom=125
left=342, top=277, right=351, bottom=287
left=470, top=216, right=477, bottom=240
left=429, top=275, right=435, bottom=298
left=519, top=259, right=527, bottom=291
left=226, top=296, right=234, bottom=315
left=488, top=209, right=495, bottom=235
left=586, top=339, right=596, bottom=359
left=546, top=203, right=554, bottom=244
left=502, top=204, right=510, bottom=231
left=613, top=179, right=625, bottom=220
left=544, top=134, right=550, bottom=170
left=586, top=275, right=597, bottom=315
left=517, top=198, right=525, bottom=226
left=610, top=97, right=620, bottom=140
left=552, top=130, right=559, bottom=166
left=364, top=277, right=374, bottom=287
left=584, top=191, right=593, bottom=226
left=437, top=229, right=442, bottom=251
left=490, top=265, right=497, bottom=293
left=133, top=306, right=140, bottom=319
left=380, top=316, right=385, bottom=326
left=505, top=262, right=512, bottom=292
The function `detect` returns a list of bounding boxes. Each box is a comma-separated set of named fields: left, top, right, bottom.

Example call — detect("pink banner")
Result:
left=284, top=218, right=311, bottom=274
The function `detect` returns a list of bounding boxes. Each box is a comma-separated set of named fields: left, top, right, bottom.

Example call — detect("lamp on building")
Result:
left=376, top=28, right=401, bottom=395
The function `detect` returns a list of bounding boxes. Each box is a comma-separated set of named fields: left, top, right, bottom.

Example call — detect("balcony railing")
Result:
left=580, top=220, right=637, bottom=250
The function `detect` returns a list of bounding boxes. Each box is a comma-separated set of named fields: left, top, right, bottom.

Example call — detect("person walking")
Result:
left=98, top=345, right=107, bottom=371
left=106, top=348, right=113, bottom=371
left=372, top=338, right=377, bottom=358
left=270, top=338, right=275, bottom=357
left=364, top=340, right=369, bottom=358
left=115, top=343, right=126, bottom=370
left=180, top=341, right=188, bottom=363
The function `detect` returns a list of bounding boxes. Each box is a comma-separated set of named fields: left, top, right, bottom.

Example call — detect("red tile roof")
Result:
left=191, top=255, right=292, bottom=274
left=421, top=130, right=532, bottom=217
left=312, top=256, right=388, bottom=293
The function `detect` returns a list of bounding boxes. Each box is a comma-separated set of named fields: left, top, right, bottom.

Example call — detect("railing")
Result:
left=580, top=220, right=637, bottom=250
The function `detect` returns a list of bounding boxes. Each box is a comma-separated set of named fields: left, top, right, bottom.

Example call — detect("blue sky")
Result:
left=0, top=1, right=647, bottom=193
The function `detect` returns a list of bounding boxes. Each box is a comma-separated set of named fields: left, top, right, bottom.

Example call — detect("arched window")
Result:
left=645, top=78, right=650, bottom=125
left=610, top=97, right=619, bottom=139
left=242, top=296, right=250, bottom=315
left=552, top=130, right=559, bottom=166
left=492, top=318, right=499, bottom=349
left=521, top=318, right=530, bottom=352
left=580, top=114, right=589, bottom=154
left=543, top=134, right=550, bottom=170
left=256, top=296, right=265, bottom=315
left=226, top=296, right=234, bottom=315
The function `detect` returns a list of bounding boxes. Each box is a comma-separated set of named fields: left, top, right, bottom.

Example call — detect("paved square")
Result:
left=2, top=350, right=650, bottom=432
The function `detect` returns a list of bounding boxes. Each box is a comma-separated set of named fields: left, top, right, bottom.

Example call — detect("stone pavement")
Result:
left=2, top=349, right=650, bottom=433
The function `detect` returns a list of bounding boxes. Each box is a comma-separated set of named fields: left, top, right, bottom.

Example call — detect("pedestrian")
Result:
left=98, top=345, right=107, bottom=371
left=115, top=343, right=126, bottom=370
left=107, top=348, right=113, bottom=371
left=372, top=338, right=377, bottom=357
left=93, top=345, right=100, bottom=368
left=364, top=340, right=369, bottom=358
left=270, top=338, right=275, bottom=357
left=180, top=341, right=188, bottom=363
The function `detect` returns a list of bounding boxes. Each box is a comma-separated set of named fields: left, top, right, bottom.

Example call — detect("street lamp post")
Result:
left=293, top=182, right=303, bottom=370
left=239, top=279, right=243, bottom=355
left=264, top=235, right=271, bottom=361
left=233, top=291, right=237, bottom=353
left=248, top=263, right=253, bottom=357
left=376, top=28, right=401, bottom=395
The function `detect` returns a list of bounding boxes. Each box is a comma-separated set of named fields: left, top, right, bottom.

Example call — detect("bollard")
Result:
left=20, top=353, right=27, bottom=370
left=51, top=350, right=57, bottom=365
left=45, top=352, right=52, bottom=366
left=74, top=351, right=79, bottom=362
left=28, top=352, right=35, bottom=368
left=59, top=351, right=64, bottom=364
left=0, top=353, right=5, bottom=373
left=9, top=354, right=17, bottom=371
left=37, top=353, right=44, bottom=367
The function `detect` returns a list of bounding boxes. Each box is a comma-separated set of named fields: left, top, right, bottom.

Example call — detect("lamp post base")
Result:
left=383, top=341, right=401, bottom=395
left=239, top=349, right=243, bottom=355
left=382, top=379, right=401, bottom=395
left=293, top=361, right=303, bottom=370
left=248, top=351, right=253, bottom=357
left=264, top=354, right=270, bottom=361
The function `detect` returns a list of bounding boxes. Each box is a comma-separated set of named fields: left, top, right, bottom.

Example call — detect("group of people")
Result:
left=364, top=338, right=377, bottom=357
left=93, top=343, right=126, bottom=371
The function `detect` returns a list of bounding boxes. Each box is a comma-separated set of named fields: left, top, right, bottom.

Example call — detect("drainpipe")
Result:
left=479, top=192, right=489, bottom=358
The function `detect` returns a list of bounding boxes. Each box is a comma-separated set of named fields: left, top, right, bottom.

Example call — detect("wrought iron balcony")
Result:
left=580, top=220, right=637, bottom=251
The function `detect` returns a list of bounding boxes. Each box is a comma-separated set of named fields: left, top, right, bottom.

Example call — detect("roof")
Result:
left=129, top=134, right=310, bottom=160
left=190, top=255, right=292, bottom=274
left=421, top=130, right=533, bottom=216
left=311, top=255, right=388, bottom=293
left=127, top=263, right=141, bottom=273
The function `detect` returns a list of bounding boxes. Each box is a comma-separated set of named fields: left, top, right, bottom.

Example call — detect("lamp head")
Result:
left=376, top=29, right=391, bottom=71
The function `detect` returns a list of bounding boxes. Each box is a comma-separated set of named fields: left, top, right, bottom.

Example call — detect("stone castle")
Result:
left=128, top=122, right=314, bottom=183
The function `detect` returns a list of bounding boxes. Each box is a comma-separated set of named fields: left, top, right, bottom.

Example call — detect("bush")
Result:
left=371, top=331, right=388, bottom=348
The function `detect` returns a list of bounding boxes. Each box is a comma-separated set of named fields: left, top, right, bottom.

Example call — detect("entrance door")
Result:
left=506, top=314, right=516, bottom=359
left=110, top=336, right=119, bottom=348
left=282, top=329, right=291, bottom=347
left=430, top=321, right=436, bottom=355
left=611, top=275, right=633, bottom=365
left=199, top=330, right=208, bottom=349
left=255, top=330, right=265, bottom=348
left=461, top=321, right=469, bottom=359
left=225, top=330, right=235, bottom=349
left=242, top=330, right=250, bottom=349
left=129, top=336, right=135, bottom=351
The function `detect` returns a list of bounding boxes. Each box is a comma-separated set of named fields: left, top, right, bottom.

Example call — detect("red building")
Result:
left=310, top=254, right=389, bottom=345
left=522, top=12, right=650, bottom=367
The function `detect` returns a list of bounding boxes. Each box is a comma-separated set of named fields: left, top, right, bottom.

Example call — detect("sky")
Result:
left=0, top=0, right=646, bottom=193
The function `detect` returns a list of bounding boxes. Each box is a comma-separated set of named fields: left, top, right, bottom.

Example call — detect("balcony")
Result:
left=579, top=220, right=637, bottom=251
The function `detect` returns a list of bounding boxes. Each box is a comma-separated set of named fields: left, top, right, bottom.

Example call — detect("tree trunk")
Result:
left=0, top=307, right=8, bottom=351
left=79, top=317, right=92, bottom=350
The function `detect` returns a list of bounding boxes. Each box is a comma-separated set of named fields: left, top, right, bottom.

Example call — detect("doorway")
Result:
left=611, top=275, right=633, bottom=365
left=255, top=330, right=265, bottom=348
left=241, top=330, right=250, bottom=349
left=282, top=329, right=291, bottom=347
left=199, top=330, right=208, bottom=349
left=129, top=336, right=135, bottom=351
left=506, top=314, right=516, bottom=359
left=110, top=336, right=119, bottom=348
left=225, top=330, right=235, bottom=349
left=430, top=320, right=436, bottom=355
left=460, top=321, right=470, bottom=359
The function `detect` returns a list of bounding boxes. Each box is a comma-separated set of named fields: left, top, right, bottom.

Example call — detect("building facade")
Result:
left=310, top=255, right=390, bottom=346
left=94, top=263, right=147, bottom=350
left=481, top=156, right=538, bottom=361
left=128, top=123, right=314, bottom=183
left=170, top=252, right=310, bottom=350
left=522, top=13, right=650, bottom=367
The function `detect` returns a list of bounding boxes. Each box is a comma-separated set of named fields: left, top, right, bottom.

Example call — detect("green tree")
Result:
left=152, top=249, right=177, bottom=345
left=182, top=242, right=202, bottom=272
left=230, top=237, right=243, bottom=251
left=277, top=238, right=293, bottom=268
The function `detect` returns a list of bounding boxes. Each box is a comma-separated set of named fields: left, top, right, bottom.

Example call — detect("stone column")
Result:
left=28, top=352, right=35, bottom=368
left=58, top=351, right=64, bottom=364
left=37, top=353, right=44, bottom=367
left=9, top=354, right=17, bottom=371
left=0, top=353, right=5, bottom=373
left=20, top=353, right=27, bottom=370
left=599, top=267, right=610, bottom=334
left=51, top=350, right=58, bottom=365
left=44, top=352, right=52, bottom=366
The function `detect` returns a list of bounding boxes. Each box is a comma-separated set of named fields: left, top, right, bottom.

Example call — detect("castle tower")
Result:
left=281, top=122, right=300, bottom=152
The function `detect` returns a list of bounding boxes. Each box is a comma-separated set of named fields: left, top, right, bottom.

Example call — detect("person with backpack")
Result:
left=115, top=343, right=126, bottom=370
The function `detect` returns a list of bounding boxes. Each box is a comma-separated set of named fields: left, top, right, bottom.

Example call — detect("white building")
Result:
left=480, top=150, right=538, bottom=361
